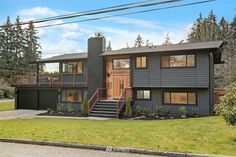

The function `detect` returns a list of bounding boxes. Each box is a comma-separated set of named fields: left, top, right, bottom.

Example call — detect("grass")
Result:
left=0, top=101, right=14, bottom=111
left=0, top=116, right=235, bottom=156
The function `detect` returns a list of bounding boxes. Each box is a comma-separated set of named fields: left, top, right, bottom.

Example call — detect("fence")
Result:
left=214, top=88, right=225, bottom=105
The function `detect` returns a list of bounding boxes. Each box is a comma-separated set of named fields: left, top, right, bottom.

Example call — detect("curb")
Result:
left=0, top=138, right=230, bottom=157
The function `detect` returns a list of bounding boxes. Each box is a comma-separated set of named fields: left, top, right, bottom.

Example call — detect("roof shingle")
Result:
left=101, top=41, right=223, bottom=56
left=36, top=52, right=87, bottom=63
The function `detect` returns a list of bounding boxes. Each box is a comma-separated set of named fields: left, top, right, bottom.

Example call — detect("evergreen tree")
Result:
left=219, top=17, right=230, bottom=40
left=145, top=40, right=150, bottom=47
left=207, top=10, right=219, bottom=40
left=14, top=16, right=27, bottom=73
left=162, top=32, right=172, bottom=45
left=188, top=13, right=203, bottom=42
left=1, top=16, right=15, bottom=76
left=24, top=21, right=41, bottom=72
left=134, top=34, right=143, bottom=47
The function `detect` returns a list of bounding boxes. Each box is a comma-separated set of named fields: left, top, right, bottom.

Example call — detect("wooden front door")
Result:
left=113, top=75, right=130, bottom=99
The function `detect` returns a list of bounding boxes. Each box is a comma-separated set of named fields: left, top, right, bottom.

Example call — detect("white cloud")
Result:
left=18, top=7, right=58, bottom=17
left=17, top=6, right=192, bottom=62
left=92, top=24, right=191, bottom=50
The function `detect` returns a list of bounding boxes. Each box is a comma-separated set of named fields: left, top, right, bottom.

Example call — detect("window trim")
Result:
left=162, top=91, right=197, bottom=106
left=112, top=58, right=130, bottom=70
left=61, top=88, right=83, bottom=103
left=77, top=61, right=83, bottom=74
left=135, top=56, right=148, bottom=69
left=161, top=54, right=196, bottom=69
left=136, top=89, right=152, bottom=100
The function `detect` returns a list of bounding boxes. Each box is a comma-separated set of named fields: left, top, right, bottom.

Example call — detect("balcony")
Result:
left=11, top=72, right=87, bottom=87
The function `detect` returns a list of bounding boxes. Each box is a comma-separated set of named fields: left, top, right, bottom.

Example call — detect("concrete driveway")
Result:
left=0, top=110, right=46, bottom=120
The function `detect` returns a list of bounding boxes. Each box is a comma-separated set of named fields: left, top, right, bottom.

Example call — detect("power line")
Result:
left=37, top=0, right=156, bottom=21
left=36, top=0, right=215, bottom=29
left=0, top=0, right=181, bottom=27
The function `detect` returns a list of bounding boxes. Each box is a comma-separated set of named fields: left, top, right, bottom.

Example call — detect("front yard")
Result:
left=0, top=116, right=235, bottom=156
left=0, top=101, right=15, bottom=111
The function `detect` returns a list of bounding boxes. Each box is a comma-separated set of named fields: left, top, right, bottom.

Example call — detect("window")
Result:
left=163, top=91, right=196, bottom=105
left=161, top=55, right=195, bottom=68
left=77, top=61, right=83, bottom=74
left=136, top=56, right=147, bottom=68
left=62, top=61, right=83, bottom=74
left=136, top=90, right=151, bottom=100
left=62, top=89, right=82, bottom=103
left=113, top=59, right=130, bottom=69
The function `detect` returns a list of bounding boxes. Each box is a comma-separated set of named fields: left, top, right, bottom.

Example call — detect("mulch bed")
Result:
left=127, top=114, right=199, bottom=120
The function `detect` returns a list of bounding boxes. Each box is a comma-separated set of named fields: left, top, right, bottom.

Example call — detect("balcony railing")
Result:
left=11, top=72, right=87, bottom=87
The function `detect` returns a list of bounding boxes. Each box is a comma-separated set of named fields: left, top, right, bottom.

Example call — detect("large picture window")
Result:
left=113, top=59, right=130, bottom=69
left=163, top=91, right=196, bottom=105
left=136, top=56, right=147, bottom=68
left=62, top=61, right=83, bottom=74
left=161, top=55, right=195, bottom=68
left=136, top=90, right=151, bottom=100
left=62, top=89, right=82, bottom=103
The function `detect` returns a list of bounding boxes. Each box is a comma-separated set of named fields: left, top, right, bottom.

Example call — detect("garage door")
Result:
left=38, top=90, right=58, bottom=110
left=17, top=90, right=38, bottom=109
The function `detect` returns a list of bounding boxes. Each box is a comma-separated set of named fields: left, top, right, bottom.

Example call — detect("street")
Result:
left=0, top=142, right=158, bottom=157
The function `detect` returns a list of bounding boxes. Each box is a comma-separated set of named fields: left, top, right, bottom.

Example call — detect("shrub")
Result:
left=179, top=106, right=188, bottom=118
left=163, top=109, right=170, bottom=115
left=135, top=105, right=142, bottom=115
left=142, top=108, right=149, bottom=117
left=56, top=104, right=62, bottom=113
left=7, top=87, right=15, bottom=98
left=215, top=82, right=236, bottom=126
left=0, top=90, right=3, bottom=99
left=124, top=97, right=132, bottom=118
left=3, top=89, right=10, bottom=98
left=68, top=108, right=75, bottom=113
left=47, top=108, right=52, bottom=113
left=82, top=95, right=88, bottom=116
left=192, top=108, right=198, bottom=116
left=156, top=106, right=162, bottom=115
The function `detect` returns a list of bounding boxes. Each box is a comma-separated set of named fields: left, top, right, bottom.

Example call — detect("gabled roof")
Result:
left=35, top=52, right=88, bottom=63
left=101, top=41, right=224, bottom=56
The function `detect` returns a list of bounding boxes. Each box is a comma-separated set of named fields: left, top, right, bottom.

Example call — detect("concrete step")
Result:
left=89, top=113, right=117, bottom=118
left=91, top=110, right=117, bottom=114
left=93, top=107, right=117, bottom=112
left=96, top=102, right=117, bottom=105
left=95, top=104, right=117, bottom=108
left=98, top=100, right=120, bottom=103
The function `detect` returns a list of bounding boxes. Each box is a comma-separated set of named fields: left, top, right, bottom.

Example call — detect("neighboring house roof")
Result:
left=100, top=41, right=224, bottom=56
left=35, top=52, right=88, bottom=63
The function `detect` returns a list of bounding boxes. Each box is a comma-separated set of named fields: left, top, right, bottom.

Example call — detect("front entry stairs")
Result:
left=89, top=100, right=124, bottom=118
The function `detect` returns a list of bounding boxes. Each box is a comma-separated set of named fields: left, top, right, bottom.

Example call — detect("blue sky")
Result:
left=0, top=0, right=235, bottom=59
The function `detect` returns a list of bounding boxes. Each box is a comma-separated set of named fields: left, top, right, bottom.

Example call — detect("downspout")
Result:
left=209, top=52, right=214, bottom=115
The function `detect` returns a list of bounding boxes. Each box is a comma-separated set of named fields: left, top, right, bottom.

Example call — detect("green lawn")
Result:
left=0, top=116, right=235, bottom=156
left=0, top=101, right=15, bottom=111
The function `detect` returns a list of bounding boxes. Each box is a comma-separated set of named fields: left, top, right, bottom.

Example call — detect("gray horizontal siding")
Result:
left=61, top=103, right=82, bottom=112
left=132, top=52, right=209, bottom=88
left=133, top=88, right=210, bottom=116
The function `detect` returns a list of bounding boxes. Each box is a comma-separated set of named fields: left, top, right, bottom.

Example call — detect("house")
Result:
left=12, top=33, right=224, bottom=118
